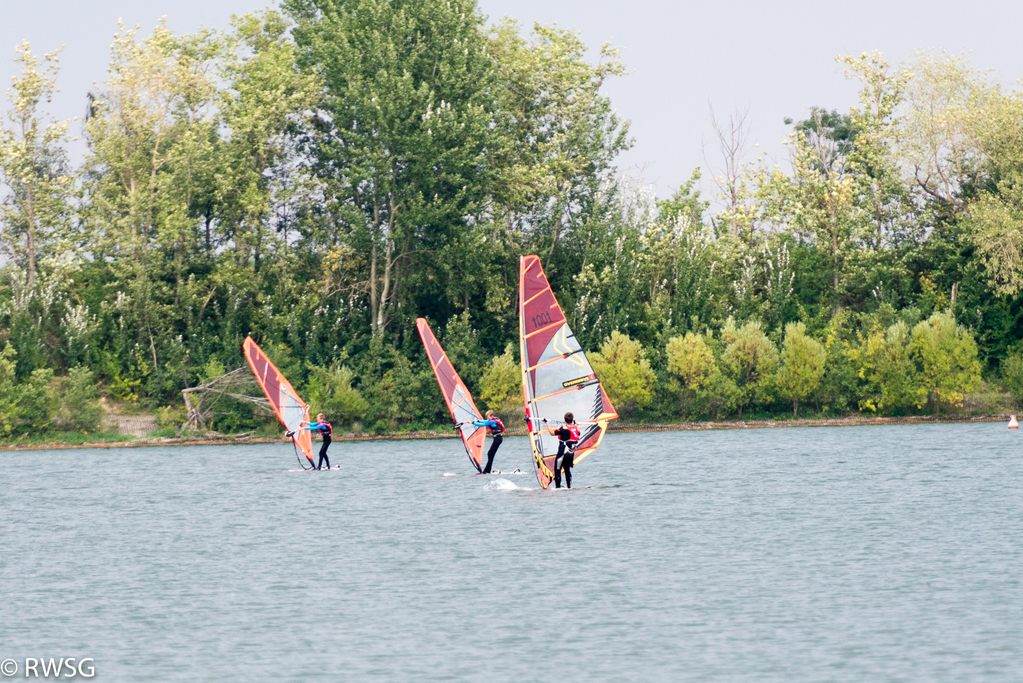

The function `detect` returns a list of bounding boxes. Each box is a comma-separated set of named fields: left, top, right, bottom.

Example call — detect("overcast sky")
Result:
left=4, top=0, right=1023, bottom=201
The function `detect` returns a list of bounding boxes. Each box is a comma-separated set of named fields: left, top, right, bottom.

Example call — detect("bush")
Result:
left=1003, top=352, right=1023, bottom=406
left=57, top=366, right=103, bottom=433
left=20, top=368, right=57, bottom=430
left=0, top=344, right=19, bottom=435
left=720, top=318, right=778, bottom=417
left=911, top=311, right=982, bottom=410
left=666, top=332, right=715, bottom=418
left=775, top=322, right=826, bottom=416
left=305, top=363, right=369, bottom=427
left=478, top=343, right=520, bottom=413
left=156, top=404, right=187, bottom=429
left=589, top=331, right=656, bottom=416
left=856, top=321, right=923, bottom=414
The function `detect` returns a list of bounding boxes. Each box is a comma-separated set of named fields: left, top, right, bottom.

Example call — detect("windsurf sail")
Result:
left=242, top=336, right=315, bottom=468
left=519, top=255, right=618, bottom=488
left=416, top=318, right=487, bottom=472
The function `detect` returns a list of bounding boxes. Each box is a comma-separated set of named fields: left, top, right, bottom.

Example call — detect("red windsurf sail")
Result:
left=243, top=336, right=315, bottom=467
left=416, top=318, right=487, bottom=472
left=519, top=256, right=618, bottom=488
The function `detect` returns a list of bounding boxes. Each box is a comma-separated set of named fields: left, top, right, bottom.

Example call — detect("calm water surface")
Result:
left=2, top=423, right=1021, bottom=681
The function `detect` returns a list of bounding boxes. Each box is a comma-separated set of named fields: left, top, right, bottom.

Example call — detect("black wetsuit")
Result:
left=552, top=425, right=579, bottom=489
left=472, top=418, right=504, bottom=474
left=304, top=421, right=332, bottom=470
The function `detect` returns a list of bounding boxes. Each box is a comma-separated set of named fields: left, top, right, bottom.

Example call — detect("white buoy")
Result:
left=1009, top=415, right=1018, bottom=429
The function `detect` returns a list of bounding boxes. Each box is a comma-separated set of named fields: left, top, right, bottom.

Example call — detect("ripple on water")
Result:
left=2, top=424, right=1023, bottom=682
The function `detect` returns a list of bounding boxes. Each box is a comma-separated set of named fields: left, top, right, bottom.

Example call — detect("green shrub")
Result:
left=666, top=332, right=715, bottom=417
left=57, top=366, right=103, bottom=433
left=478, top=343, right=520, bottom=413
left=775, top=322, right=826, bottom=416
left=1003, top=352, right=1023, bottom=406
left=156, top=404, right=186, bottom=429
left=306, top=363, right=368, bottom=427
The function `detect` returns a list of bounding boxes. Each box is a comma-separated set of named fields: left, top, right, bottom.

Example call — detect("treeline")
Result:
left=1, top=1, right=1022, bottom=435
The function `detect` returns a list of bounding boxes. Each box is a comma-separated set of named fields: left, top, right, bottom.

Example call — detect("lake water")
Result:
left=2, top=423, right=1021, bottom=681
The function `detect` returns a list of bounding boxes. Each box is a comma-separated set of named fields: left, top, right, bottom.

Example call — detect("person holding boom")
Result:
left=300, top=413, right=332, bottom=470
left=545, top=412, right=580, bottom=489
left=457, top=410, right=505, bottom=474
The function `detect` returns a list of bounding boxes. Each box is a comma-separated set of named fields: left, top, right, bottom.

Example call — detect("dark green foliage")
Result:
left=0, top=14, right=1016, bottom=431
left=56, top=367, right=103, bottom=433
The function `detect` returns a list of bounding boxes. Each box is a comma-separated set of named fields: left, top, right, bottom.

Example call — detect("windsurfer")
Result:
left=546, top=412, right=580, bottom=489
left=470, top=410, right=504, bottom=474
left=300, top=413, right=332, bottom=470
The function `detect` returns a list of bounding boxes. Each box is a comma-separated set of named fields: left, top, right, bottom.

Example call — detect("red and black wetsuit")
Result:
left=552, top=423, right=580, bottom=488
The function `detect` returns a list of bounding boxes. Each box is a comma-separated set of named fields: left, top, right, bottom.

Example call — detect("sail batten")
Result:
left=416, top=318, right=487, bottom=472
left=519, top=255, right=618, bottom=488
left=242, top=336, right=314, bottom=466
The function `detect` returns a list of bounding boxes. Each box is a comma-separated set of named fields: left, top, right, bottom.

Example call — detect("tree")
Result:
left=775, top=322, right=826, bottom=416
left=589, top=331, right=655, bottom=416
left=720, top=318, right=778, bottom=416
left=305, top=363, right=368, bottom=427
left=1002, top=351, right=1023, bottom=407
left=288, top=0, right=495, bottom=335
left=56, top=367, right=103, bottom=433
left=911, top=311, right=982, bottom=410
left=665, top=332, right=715, bottom=417
left=84, top=21, right=223, bottom=391
left=0, top=43, right=74, bottom=290
left=854, top=321, right=924, bottom=414
left=0, top=344, right=20, bottom=435
left=478, top=343, right=519, bottom=413
left=487, top=20, right=630, bottom=256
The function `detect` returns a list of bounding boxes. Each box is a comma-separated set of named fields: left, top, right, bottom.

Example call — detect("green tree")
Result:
left=306, top=363, right=368, bottom=428
left=665, top=332, right=715, bottom=417
left=1002, top=351, right=1023, bottom=406
left=56, top=366, right=103, bottom=433
left=478, top=343, right=519, bottom=413
left=853, top=321, right=924, bottom=414
left=775, top=322, right=826, bottom=416
left=0, top=345, right=19, bottom=435
left=0, top=43, right=74, bottom=290
left=720, top=318, right=778, bottom=416
left=84, top=21, right=223, bottom=395
left=589, top=331, right=655, bottom=416
left=20, top=367, right=57, bottom=429
left=288, top=0, right=495, bottom=335
left=911, top=311, right=982, bottom=410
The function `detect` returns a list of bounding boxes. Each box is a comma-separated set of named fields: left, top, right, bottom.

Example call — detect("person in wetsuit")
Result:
left=545, top=412, right=580, bottom=489
left=471, top=410, right=504, bottom=474
left=301, top=413, right=332, bottom=470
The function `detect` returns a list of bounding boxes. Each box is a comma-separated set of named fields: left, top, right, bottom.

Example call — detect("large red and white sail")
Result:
left=243, top=336, right=315, bottom=467
left=519, top=255, right=618, bottom=488
left=416, top=318, right=487, bottom=472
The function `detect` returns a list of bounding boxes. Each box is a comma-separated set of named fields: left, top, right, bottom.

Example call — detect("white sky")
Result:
left=4, top=0, right=1023, bottom=202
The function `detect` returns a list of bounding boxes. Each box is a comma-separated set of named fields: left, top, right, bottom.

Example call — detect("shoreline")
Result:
left=0, top=413, right=1010, bottom=451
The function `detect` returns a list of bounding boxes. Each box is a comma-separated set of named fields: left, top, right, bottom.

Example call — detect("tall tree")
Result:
left=0, top=43, right=74, bottom=290
left=287, top=0, right=495, bottom=335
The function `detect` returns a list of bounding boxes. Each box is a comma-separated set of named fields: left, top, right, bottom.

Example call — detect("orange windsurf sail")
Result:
left=416, top=318, right=487, bottom=472
left=243, top=336, right=314, bottom=467
left=519, top=256, right=618, bottom=488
